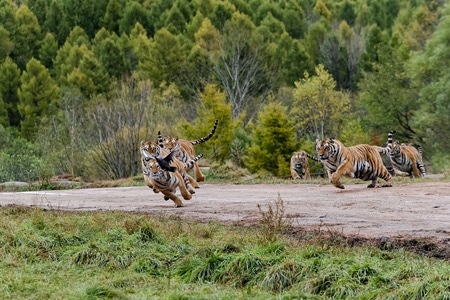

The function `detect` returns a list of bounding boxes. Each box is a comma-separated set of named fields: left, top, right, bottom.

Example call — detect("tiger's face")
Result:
left=142, top=156, right=164, bottom=178
left=140, top=140, right=161, bottom=158
left=292, top=152, right=307, bottom=168
left=390, top=141, right=402, bottom=157
left=315, top=139, right=335, bottom=160
left=163, top=137, right=178, bottom=150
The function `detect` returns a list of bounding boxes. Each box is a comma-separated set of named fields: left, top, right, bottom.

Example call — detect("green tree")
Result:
left=11, top=5, right=42, bottom=69
left=43, top=0, right=71, bottom=45
left=0, top=26, right=13, bottom=60
left=139, top=28, right=187, bottom=87
left=38, top=32, right=58, bottom=69
left=0, top=57, right=21, bottom=127
left=244, top=101, right=297, bottom=177
left=358, top=40, right=418, bottom=140
left=17, top=58, right=60, bottom=140
left=178, top=83, right=238, bottom=162
left=0, top=0, right=16, bottom=33
left=92, top=29, right=129, bottom=79
left=66, top=46, right=110, bottom=98
left=410, top=2, right=450, bottom=168
left=291, top=64, right=350, bottom=140
left=119, top=1, right=149, bottom=35
left=102, top=0, right=125, bottom=33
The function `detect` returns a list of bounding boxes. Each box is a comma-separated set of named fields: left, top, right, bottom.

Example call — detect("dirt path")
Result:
left=1, top=182, right=449, bottom=242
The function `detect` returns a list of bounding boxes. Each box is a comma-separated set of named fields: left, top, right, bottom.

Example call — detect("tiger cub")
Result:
left=315, top=138, right=393, bottom=189
left=141, top=148, right=203, bottom=207
left=160, top=119, right=218, bottom=182
left=290, top=151, right=319, bottom=180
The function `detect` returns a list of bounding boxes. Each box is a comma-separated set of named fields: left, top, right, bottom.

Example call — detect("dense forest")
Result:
left=0, top=0, right=449, bottom=182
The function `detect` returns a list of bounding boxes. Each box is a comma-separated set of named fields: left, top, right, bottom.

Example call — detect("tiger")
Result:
left=141, top=147, right=203, bottom=207
left=387, top=131, right=426, bottom=178
left=140, top=139, right=200, bottom=192
left=160, top=119, right=219, bottom=183
left=315, top=138, right=393, bottom=189
left=290, top=150, right=319, bottom=180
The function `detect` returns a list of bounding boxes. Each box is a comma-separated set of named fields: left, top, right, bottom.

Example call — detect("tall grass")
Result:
left=0, top=205, right=449, bottom=299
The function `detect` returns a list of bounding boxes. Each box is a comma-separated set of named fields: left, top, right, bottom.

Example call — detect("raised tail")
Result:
left=387, top=130, right=395, bottom=151
left=190, top=120, right=219, bottom=145
left=157, top=131, right=164, bottom=148
left=185, top=153, right=203, bottom=169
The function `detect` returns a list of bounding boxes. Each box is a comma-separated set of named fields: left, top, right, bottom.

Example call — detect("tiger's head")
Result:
left=292, top=151, right=307, bottom=169
left=163, top=136, right=179, bottom=151
left=315, top=138, right=338, bottom=160
left=140, top=140, right=161, bottom=158
left=390, top=141, right=402, bottom=157
left=141, top=155, right=166, bottom=179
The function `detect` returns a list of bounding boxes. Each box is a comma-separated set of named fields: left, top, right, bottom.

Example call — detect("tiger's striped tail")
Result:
left=184, top=153, right=203, bottom=170
left=387, top=130, right=395, bottom=151
left=306, top=152, right=320, bottom=162
left=190, top=120, right=219, bottom=145
left=157, top=131, right=164, bottom=148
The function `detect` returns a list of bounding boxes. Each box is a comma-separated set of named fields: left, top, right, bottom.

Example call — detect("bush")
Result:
left=0, top=137, right=53, bottom=183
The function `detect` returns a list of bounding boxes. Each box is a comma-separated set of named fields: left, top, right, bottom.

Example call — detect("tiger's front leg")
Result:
left=160, top=190, right=184, bottom=207
left=330, top=163, right=354, bottom=189
left=174, top=172, right=193, bottom=201
left=304, top=165, right=311, bottom=180
left=144, top=175, right=160, bottom=193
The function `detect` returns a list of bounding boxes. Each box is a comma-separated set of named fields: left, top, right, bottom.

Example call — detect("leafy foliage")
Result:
left=244, top=101, right=297, bottom=176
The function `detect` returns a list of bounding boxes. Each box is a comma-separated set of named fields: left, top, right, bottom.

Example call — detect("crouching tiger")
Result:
left=315, top=138, right=392, bottom=189
left=141, top=147, right=203, bottom=207
left=290, top=150, right=320, bottom=180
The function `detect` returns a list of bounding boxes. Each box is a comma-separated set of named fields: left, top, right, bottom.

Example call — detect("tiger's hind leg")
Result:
left=193, top=163, right=205, bottom=182
left=378, top=166, right=393, bottom=187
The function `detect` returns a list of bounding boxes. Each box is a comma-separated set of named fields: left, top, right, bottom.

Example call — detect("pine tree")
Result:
left=244, top=101, right=297, bottom=177
left=0, top=57, right=21, bottom=127
left=17, top=58, right=60, bottom=140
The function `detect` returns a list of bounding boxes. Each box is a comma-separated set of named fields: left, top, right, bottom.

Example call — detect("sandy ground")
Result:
left=1, top=181, right=449, bottom=242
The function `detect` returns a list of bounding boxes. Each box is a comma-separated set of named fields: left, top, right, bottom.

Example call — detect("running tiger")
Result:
left=315, top=138, right=393, bottom=189
left=140, top=139, right=200, bottom=191
left=160, top=119, right=219, bottom=182
left=141, top=147, right=203, bottom=207
left=388, top=131, right=426, bottom=177
left=290, top=150, right=319, bottom=180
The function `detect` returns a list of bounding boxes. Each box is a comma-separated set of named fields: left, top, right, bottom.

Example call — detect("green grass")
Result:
left=0, top=206, right=449, bottom=299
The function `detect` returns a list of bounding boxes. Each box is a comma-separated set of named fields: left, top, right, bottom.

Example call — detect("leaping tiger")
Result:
left=140, top=139, right=200, bottom=192
left=141, top=147, right=203, bottom=207
left=315, top=138, right=393, bottom=189
left=160, top=119, right=219, bottom=183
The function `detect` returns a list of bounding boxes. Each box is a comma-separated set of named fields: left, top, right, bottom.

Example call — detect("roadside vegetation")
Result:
left=1, top=0, right=450, bottom=185
left=0, top=203, right=449, bottom=299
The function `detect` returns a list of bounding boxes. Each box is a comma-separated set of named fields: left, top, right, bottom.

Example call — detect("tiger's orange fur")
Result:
left=315, top=138, right=392, bottom=189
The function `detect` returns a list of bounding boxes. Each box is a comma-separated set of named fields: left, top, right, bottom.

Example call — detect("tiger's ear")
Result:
left=329, top=138, right=335, bottom=143
left=140, top=140, right=145, bottom=146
